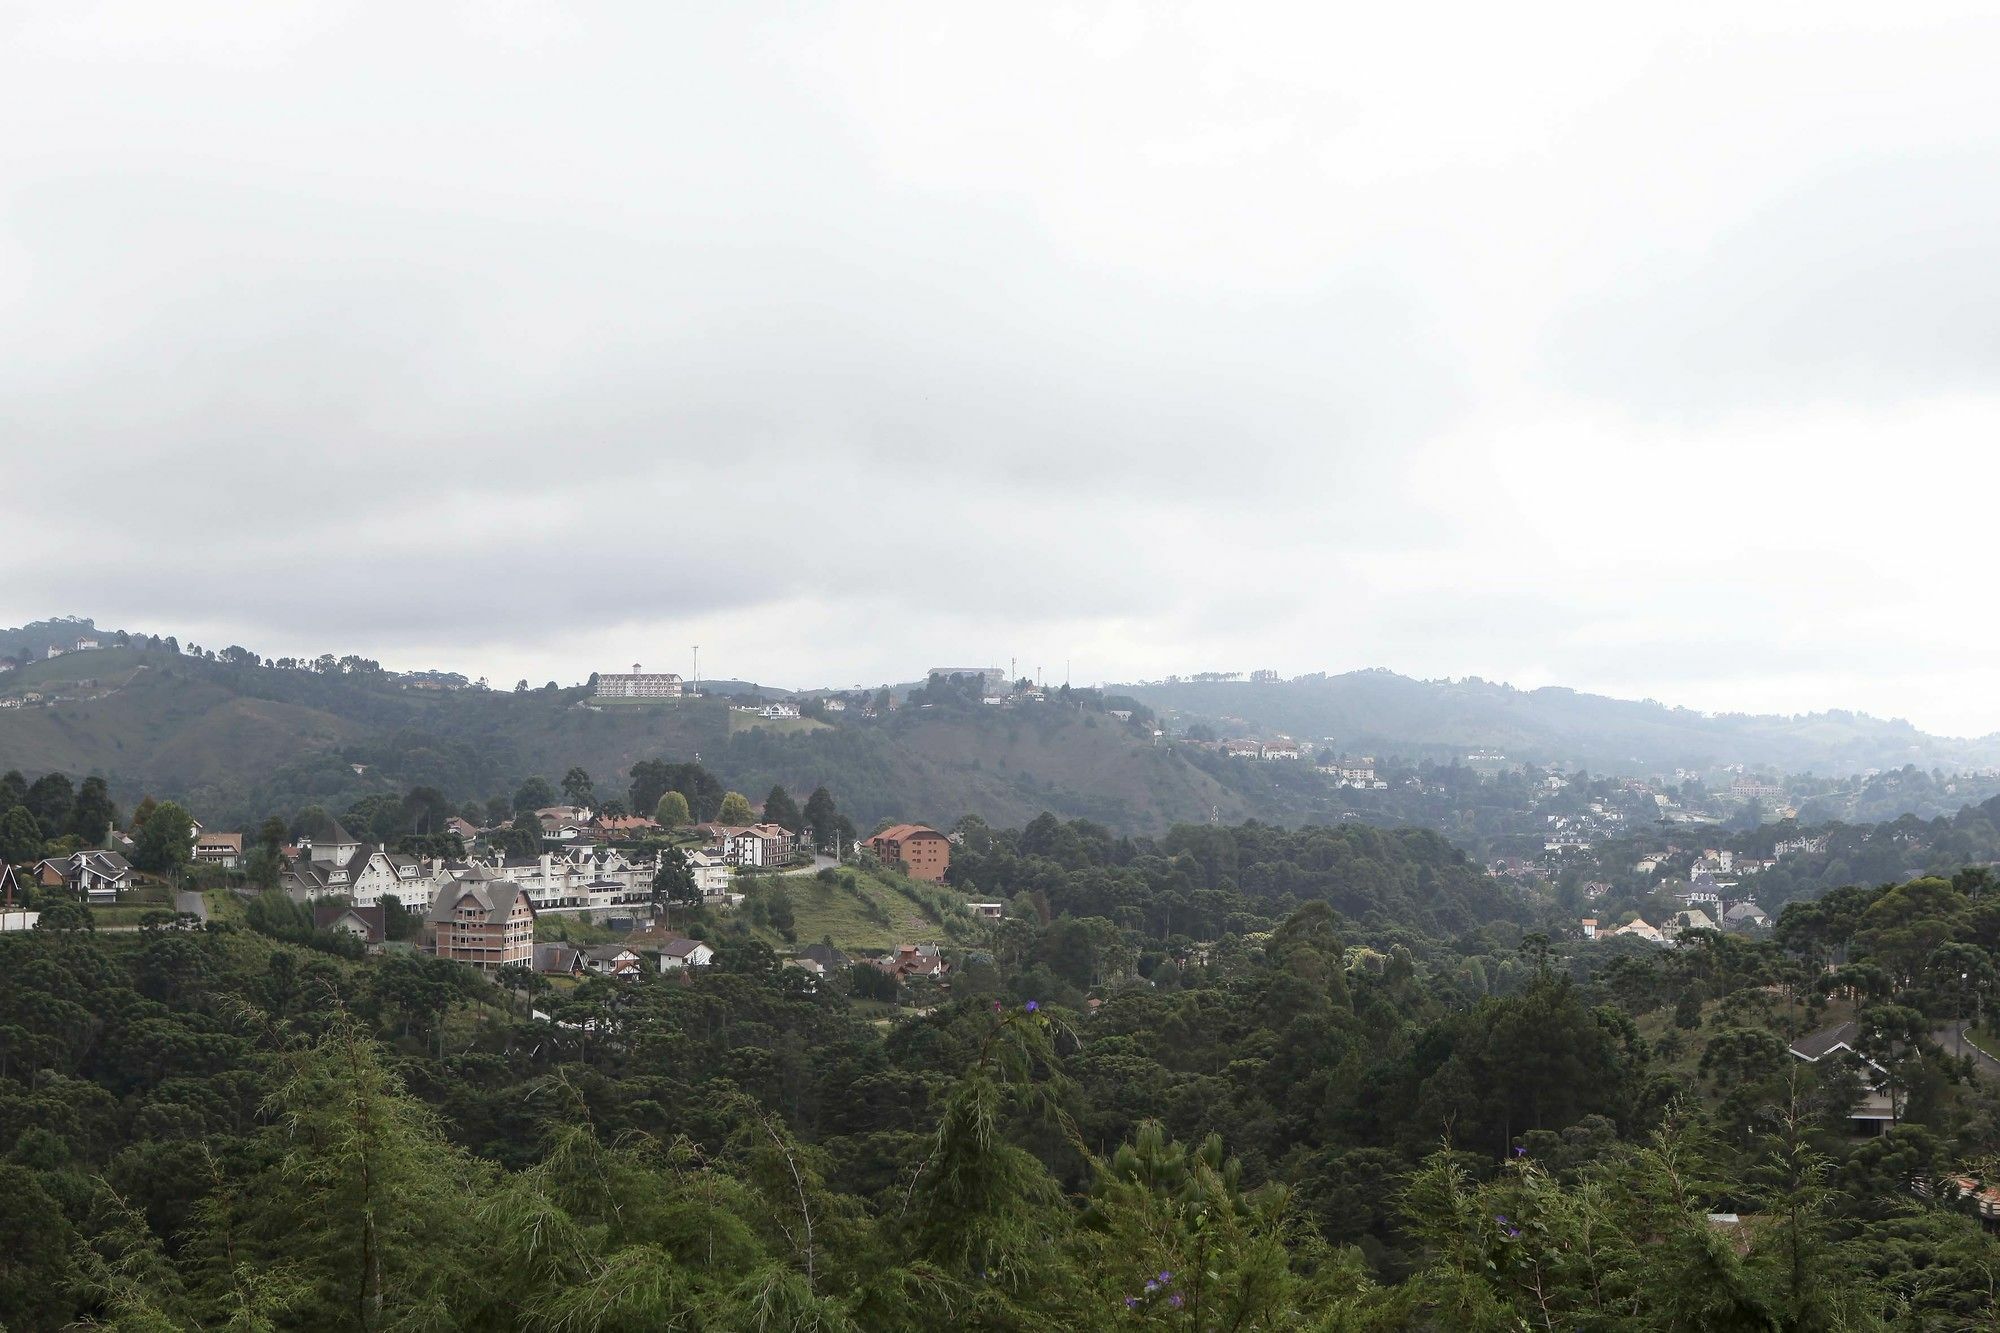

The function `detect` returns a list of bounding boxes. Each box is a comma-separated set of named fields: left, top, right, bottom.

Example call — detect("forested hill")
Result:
left=953, top=815, right=1526, bottom=938
left=0, top=646, right=1250, bottom=832
left=1124, top=670, right=2000, bottom=774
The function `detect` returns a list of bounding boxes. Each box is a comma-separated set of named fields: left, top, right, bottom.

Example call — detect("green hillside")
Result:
left=0, top=647, right=1250, bottom=834
left=740, top=865, right=980, bottom=953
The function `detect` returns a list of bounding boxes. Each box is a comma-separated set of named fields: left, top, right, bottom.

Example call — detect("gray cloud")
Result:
left=5, top=3, right=2000, bottom=733
left=1547, top=152, right=2000, bottom=413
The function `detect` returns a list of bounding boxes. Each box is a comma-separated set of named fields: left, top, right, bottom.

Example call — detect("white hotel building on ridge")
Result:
left=595, top=664, right=684, bottom=699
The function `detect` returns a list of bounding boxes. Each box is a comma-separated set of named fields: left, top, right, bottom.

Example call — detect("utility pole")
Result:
left=692, top=645, right=700, bottom=697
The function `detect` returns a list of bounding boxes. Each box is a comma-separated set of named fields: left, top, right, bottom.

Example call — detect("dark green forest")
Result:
left=10, top=812, right=2000, bottom=1328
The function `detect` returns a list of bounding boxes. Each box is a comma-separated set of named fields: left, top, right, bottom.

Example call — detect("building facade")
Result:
left=595, top=665, right=684, bottom=699
left=427, top=877, right=535, bottom=973
left=867, top=824, right=951, bottom=882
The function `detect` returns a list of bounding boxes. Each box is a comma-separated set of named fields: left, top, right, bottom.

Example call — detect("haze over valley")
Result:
left=11, top=4, right=2000, bottom=1327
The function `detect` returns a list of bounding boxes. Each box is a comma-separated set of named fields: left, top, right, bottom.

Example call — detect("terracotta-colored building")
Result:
left=426, top=873, right=535, bottom=974
left=867, top=824, right=951, bottom=882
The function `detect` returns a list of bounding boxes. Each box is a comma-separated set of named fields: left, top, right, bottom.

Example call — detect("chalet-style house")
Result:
left=534, top=942, right=585, bottom=977
left=656, top=937, right=715, bottom=971
left=35, top=851, right=134, bottom=904
left=1724, top=901, right=1772, bottom=930
left=866, top=825, right=951, bottom=882
left=280, top=827, right=430, bottom=912
left=691, top=823, right=795, bottom=869
left=583, top=944, right=643, bottom=978
left=193, top=831, right=243, bottom=867
left=426, top=874, right=535, bottom=974
left=877, top=943, right=948, bottom=981
left=312, top=902, right=386, bottom=947
left=1788, top=1021, right=1898, bottom=1133
left=802, top=941, right=851, bottom=972
left=788, top=941, right=850, bottom=979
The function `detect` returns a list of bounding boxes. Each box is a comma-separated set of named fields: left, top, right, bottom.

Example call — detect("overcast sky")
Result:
left=5, top=3, right=2000, bottom=733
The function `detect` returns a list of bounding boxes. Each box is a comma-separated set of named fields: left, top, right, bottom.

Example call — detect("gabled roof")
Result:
left=427, top=879, right=532, bottom=925
left=1789, top=1021, right=1865, bottom=1063
left=535, top=943, right=583, bottom=973
left=313, top=903, right=385, bottom=942
left=296, top=812, right=360, bottom=847
left=662, top=938, right=711, bottom=958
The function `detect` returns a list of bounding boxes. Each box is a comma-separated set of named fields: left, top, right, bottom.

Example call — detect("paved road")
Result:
left=1936, top=1021, right=2000, bottom=1081
left=175, top=890, right=209, bottom=922
left=776, top=854, right=842, bottom=877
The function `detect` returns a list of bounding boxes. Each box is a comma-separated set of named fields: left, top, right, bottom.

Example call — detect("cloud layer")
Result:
left=5, top=2, right=2000, bottom=732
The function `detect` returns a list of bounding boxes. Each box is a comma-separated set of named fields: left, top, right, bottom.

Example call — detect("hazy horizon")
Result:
left=7, top=4, right=2000, bottom=731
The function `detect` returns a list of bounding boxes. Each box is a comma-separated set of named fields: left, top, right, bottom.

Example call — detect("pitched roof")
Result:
left=1789, top=1021, right=1861, bottom=1062
left=535, top=943, right=583, bottom=973
left=871, top=823, right=944, bottom=843
left=426, top=879, right=532, bottom=925
left=662, top=938, right=711, bottom=958
left=196, top=831, right=243, bottom=851
left=313, top=903, right=385, bottom=941
left=296, top=812, right=360, bottom=847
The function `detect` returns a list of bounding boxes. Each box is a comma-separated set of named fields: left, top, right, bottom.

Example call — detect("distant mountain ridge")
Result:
left=1122, top=670, right=2000, bottom=775
left=7, top=616, right=1997, bottom=830
left=0, top=642, right=1246, bottom=833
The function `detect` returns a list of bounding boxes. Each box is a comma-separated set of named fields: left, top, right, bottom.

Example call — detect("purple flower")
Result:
left=1514, top=1145, right=1527, bottom=1157
left=1144, top=1280, right=1158, bottom=1293
left=1025, top=1000, right=1039, bottom=1012
left=1494, top=1214, right=1509, bottom=1225
left=1158, top=1271, right=1172, bottom=1283
left=1168, top=1293, right=1184, bottom=1309
left=1507, top=1226, right=1521, bottom=1238
left=1125, top=1296, right=1140, bottom=1309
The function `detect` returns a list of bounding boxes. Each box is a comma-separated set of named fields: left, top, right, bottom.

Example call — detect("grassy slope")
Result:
left=744, top=866, right=977, bottom=954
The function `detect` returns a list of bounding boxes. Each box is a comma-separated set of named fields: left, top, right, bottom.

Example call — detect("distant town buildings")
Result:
left=1318, top=757, right=1382, bottom=787
left=927, top=666, right=1007, bottom=692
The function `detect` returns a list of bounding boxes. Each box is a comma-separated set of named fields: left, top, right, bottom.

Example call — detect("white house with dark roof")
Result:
left=1788, top=1021, right=1899, bottom=1132
left=657, top=938, right=715, bottom=971
left=34, top=851, right=133, bottom=904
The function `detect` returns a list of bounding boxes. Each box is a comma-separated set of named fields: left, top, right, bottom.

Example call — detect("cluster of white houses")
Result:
left=256, top=810, right=837, bottom=975
left=274, top=816, right=743, bottom=918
